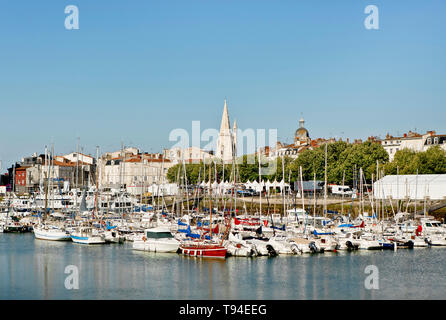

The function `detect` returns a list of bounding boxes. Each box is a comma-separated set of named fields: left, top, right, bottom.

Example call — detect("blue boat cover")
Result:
left=313, top=230, right=334, bottom=236
left=106, top=221, right=117, bottom=230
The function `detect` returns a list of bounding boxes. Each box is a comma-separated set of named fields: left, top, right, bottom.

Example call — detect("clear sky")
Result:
left=0, top=0, right=445, bottom=170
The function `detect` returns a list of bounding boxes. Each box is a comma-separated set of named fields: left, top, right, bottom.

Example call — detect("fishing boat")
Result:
left=133, top=226, right=179, bottom=252
left=70, top=226, right=106, bottom=244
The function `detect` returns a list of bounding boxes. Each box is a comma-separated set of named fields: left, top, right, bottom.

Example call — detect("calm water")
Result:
left=1, top=233, right=446, bottom=300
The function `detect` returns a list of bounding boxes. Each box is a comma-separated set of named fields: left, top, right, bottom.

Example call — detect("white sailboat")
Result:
left=33, top=166, right=71, bottom=241
left=34, top=224, right=71, bottom=241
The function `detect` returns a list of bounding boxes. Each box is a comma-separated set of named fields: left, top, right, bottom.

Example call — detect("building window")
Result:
left=434, top=137, right=439, bottom=144
left=427, top=138, right=432, bottom=145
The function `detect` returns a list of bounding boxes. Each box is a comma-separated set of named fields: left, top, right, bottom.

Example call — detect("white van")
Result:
left=330, top=185, right=353, bottom=196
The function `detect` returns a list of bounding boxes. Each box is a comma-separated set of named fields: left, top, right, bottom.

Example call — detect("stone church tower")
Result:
left=216, top=98, right=236, bottom=163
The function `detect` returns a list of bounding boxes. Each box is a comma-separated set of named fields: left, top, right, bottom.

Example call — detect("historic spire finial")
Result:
left=299, top=113, right=305, bottom=128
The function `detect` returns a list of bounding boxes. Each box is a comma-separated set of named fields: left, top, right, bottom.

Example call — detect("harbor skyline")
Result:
left=2, top=1, right=446, bottom=307
left=1, top=0, right=446, bottom=168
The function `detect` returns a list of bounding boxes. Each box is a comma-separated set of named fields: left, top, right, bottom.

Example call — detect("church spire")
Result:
left=216, top=97, right=234, bottom=163
left=219, top=97, right=231, bottom=132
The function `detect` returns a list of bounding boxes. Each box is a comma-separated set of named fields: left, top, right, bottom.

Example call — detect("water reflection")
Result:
left=1, top=234, right=446, bottom=299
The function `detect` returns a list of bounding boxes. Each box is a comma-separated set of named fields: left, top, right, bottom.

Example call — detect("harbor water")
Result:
left=1, top=233, right=446, bottom=300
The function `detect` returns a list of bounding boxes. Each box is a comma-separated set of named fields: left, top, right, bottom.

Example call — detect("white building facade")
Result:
left=381, top=130, right=446, bottom=161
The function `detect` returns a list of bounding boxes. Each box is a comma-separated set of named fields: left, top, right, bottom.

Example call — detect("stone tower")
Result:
left=216, top=98, right=234, bottom=163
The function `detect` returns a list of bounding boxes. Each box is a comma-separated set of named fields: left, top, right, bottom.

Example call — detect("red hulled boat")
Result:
left=179, top=241, right=227, bottom=258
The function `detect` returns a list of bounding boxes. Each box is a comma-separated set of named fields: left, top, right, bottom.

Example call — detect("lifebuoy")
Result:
left=142, top=236, right=147, bottom=242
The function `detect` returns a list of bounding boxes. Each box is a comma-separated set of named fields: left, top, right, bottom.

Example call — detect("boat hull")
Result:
left=179, top=244, right=227, bottom=258
left=71, top=235, right=106, bottom=244
left=34, top=229, right=71, bottom=241
left=133, top=239, right=179, bottom=253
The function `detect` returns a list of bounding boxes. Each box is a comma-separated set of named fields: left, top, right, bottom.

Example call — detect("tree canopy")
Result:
left=166, top=142, right=446, bottom=186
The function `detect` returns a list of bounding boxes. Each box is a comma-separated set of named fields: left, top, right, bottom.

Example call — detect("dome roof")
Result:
left=295, top=127, right=309, bottom=139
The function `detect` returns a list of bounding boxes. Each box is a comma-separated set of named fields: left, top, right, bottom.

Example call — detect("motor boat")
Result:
left=133, top=226, right=180, bottom=253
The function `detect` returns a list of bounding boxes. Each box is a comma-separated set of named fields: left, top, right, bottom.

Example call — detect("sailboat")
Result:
left=179, top=159, right=228, bottom=258
left=70, top=188, right=106, bottom=244
left=33, top=169, right=71, bottom=241
left=311, top=144, right=339, bottom=252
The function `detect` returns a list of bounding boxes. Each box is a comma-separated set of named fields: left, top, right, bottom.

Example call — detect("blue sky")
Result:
left=0, top=0, right=445, bottom=169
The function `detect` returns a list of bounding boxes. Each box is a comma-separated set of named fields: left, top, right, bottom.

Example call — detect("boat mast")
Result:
left=414, top=168, right=418, bottom=217
left=44, top=171, right=48, bottom=221
left=282, top=155, right=285, bottom=218
left=300, top=165, right=306, bottom=234
left=341, top=170, right=345, bottom=216
left=93, top=146, right=99, bottom=220
left=360, top=167, right=363, bottom=216
left=313, top=171, right=316, bottom=230
left=396, top=166, right=399, bottom=213
left=258, top=148, right=262, bottom=217
left=323, top=143, right=327, bottom=224
left=208, top=158, right=212, bottom=240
